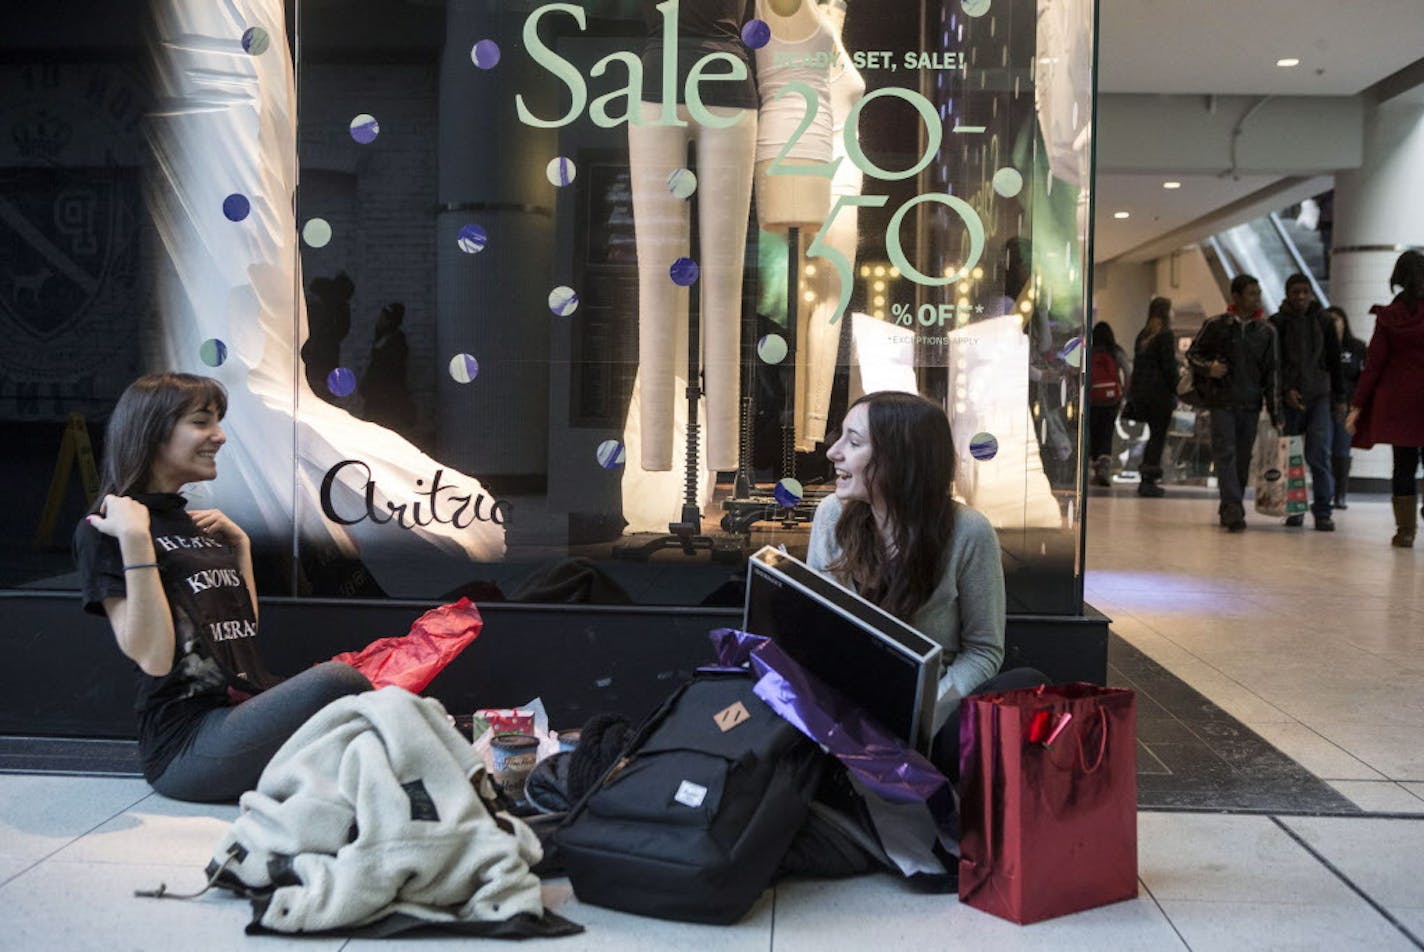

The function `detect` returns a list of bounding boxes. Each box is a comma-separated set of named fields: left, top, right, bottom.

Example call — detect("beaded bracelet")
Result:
left=123, top=562, right=160, bottom=572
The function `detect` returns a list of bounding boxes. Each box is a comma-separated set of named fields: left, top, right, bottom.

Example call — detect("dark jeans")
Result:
left=1140, top=405, right=1173, bottom=480
left=1330, top=416, right=1351, bottom=462
left=1394, top=446, right=1423, bottom=496
left=1088, top=403, right=1118, bottom=459
left=1208, top=407, right=1260, bottom=523
left=152, top=661, right=371, bottom=802
left=930, top=667, right=1050, bottom=782
left=1283, top=396, right=1334, bottom=517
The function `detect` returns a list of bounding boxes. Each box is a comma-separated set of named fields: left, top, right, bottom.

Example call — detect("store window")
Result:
left=2, top=0, right=1094, bottom=616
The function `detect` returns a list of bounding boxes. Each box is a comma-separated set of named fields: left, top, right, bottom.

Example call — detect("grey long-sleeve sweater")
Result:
left=806, top=495, right=1006, bottom=734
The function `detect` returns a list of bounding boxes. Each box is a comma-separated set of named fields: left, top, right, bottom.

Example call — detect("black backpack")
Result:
left=554, top=669, right=826, bottom=924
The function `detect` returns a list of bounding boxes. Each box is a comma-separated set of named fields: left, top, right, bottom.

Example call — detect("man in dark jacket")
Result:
left=1186, top=274, right=1279, bottom=533
left=1269, top=274, right=1344, bottom=530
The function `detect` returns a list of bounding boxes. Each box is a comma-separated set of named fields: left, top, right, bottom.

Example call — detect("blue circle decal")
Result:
left=449, top=353, right=480, bottom=383
left=349, top=114, right=380, bottom=144
left=327, top=367, right=356, bottom=397
left=970, top=432, right=999, bottom=461
left=471, top=40, right=501, bottom=69
left=222, top=193, right=250, bottom=222
left=741, top=19, right=771, bottom=49
left=457, top=224, right=487, bottom=254
left=774, top=478, right=804, bottom=508
left=596, top=440, right=626, bottom=469
left=200, top=339, right=228, bottom=367
left=670, top=257, right=700, bottom=286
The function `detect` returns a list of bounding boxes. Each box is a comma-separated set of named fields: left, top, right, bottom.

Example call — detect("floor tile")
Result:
left=1154, top=898, right=1418, bottom=951
left=1138, top=813, right=1363, bottom=905
left=1279, top=817, right=1424, bottom=914
left=346, top=879, right=775, bottom=951
left=0, top=858, right=34, bottom=885
left=1245, top=722, right=1388, bottom=781
left=1326, top=781, right=1424, bottom=815
left=1404, top=783, right=1424, bottom=802
left=770, top=874, right=1184, bottom=951
left=0, top=859, right=343, bottom=952
left=50, top=793, right=238, bottom=867
left=0, top=775, right=151, bottom=863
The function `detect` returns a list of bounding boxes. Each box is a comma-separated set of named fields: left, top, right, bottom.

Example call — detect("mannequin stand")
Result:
left=721, top=225, right=825, bottom=536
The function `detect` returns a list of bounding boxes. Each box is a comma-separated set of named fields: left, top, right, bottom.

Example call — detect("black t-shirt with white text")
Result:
left=74, top=493, right=283, bottom=781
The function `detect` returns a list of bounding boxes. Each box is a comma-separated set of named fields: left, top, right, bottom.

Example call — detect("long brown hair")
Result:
left=91, top=373, right=228, bottom=510
left=829, top=391, right=957, bottom=622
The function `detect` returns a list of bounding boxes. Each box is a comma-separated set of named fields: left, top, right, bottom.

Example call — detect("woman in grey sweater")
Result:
left=807, top=391, right=1043, bottom=777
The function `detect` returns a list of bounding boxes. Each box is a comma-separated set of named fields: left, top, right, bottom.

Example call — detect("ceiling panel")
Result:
left=1098, top=0, right=1424, bottom=96
left=1092, top=173, right=1280, bottom=262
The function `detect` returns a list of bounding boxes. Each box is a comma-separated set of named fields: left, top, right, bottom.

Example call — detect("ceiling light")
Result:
left=1163, top=181, right=1182, bottom=190
left=1113, top=211, right=1130, bottom=219
left=1276, top=58, right=1300, bottom=68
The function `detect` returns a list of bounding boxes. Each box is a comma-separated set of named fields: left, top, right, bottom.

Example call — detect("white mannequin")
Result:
left=148, top=0, right=505, bottom=598
left=753, top=0, right=837, bottom=452
left=796, top=0, right=866, bottom=449
left=628, top=106, right=756, bottom=473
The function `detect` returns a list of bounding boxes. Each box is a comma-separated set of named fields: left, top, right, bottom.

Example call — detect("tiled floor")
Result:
left=2, top=489, right=1422, bottom=949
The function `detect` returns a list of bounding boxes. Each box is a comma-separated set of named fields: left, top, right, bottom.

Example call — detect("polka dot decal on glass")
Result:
left=757, top=334, right=788, bottom=365
left=327, top=367, right=356, bottom=397
left=774, top=478, right=804, bottom=508
left=222, top=193, right=250, bottom=222
left=596, top=439, right=626, bottom=469
left=1059, top=336, right=1084, bottom=369
left=741, top=19, right=771, bottom=49
left=546, top=156, right=577, bottom=187
left=970, top=432, right=999, bottom=461
left=471, top=40, right=501, bottom=69
left=302, top=218, right=332, bottom=248
left=961, top=0, right=991, bottom=17
left=667, top=168, right=698, bottom=199
left=669, top=257, right=700, bottom=287
left=200, top=339, right=228, bottom=367
left=992, top=167, right=1023, bottom=198
left=449, top=353, right=480, bottom=384
left=242, top=26, right=270, bottom=55
left=349, top=114, right=380, bottom=144
left=457, top=224, right=487, bottom=254
left=548, top=286, right=579, bottom=316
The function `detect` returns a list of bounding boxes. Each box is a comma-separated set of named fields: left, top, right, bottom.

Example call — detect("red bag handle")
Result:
left=1044, top=706, right=1109, bottom=774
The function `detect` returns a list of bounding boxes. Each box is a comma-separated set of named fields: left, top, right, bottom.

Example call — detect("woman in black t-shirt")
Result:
left=75, top=373, right=370, bottom=802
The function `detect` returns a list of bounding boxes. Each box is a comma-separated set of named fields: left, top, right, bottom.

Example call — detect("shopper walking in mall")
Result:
left=74, top=373, right=371, bottom=801
left=1087, top=322, right=1130, bottom=487
left=810, top=391, right=1043, bottom=778
left=1346, top=251, right=1424, bottom=547
left=1324, top=305, right=1366, bottom=509
left=1269, top=274, right=1344, bottom=531
left=1129, top=296, right=1180, bottom=497
left=1187, top=274, right=1280, bottom=533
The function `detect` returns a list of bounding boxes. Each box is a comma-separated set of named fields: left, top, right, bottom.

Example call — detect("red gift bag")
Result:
left=330, top=597, right=483, bottom=693
left=958, top=683, right=1137, bottom=924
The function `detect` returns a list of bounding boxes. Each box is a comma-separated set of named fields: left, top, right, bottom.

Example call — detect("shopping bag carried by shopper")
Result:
left=1252, top=424, right=1308, bottom=519
left=958, top=682, right=1138, bottom=925
left=330, top=597, right=482, bottom=693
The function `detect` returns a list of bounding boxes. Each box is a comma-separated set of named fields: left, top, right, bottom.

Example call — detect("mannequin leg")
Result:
left=800, top=188, right=861, bottom=448
left=692, top=109, right=758, bottom=472
left=628, top=103, right=693, bottom=471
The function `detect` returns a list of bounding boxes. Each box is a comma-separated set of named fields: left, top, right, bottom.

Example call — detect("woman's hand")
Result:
left=86, top=495, right=150, bottom=542
left=1345, top=407, right=1360, bottom=435
left=190, top=509, right=249, bottom=549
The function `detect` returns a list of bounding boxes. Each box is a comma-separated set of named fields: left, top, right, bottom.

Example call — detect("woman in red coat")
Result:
left=1346, top=251, right=1424, bottom=547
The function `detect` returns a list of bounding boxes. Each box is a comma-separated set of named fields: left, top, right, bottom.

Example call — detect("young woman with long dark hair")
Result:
left=74, top=373, right=370, bottom=801
left=807, top=391, right=1042, bottom=776
left=1347, top=251, right=1424, bottom=546
left=1130, top=297, right=1180, bottom=497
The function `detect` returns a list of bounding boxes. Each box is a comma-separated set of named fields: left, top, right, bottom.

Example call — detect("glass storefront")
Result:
left=2, top=0, right=1095, bottom=615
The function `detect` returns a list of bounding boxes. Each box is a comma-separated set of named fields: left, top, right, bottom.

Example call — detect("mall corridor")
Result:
left=0, top=490, right=1420, bottom=950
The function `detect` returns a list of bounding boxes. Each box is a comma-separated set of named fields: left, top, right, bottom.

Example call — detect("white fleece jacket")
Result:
left=212, top=687, right=545, bottom=933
